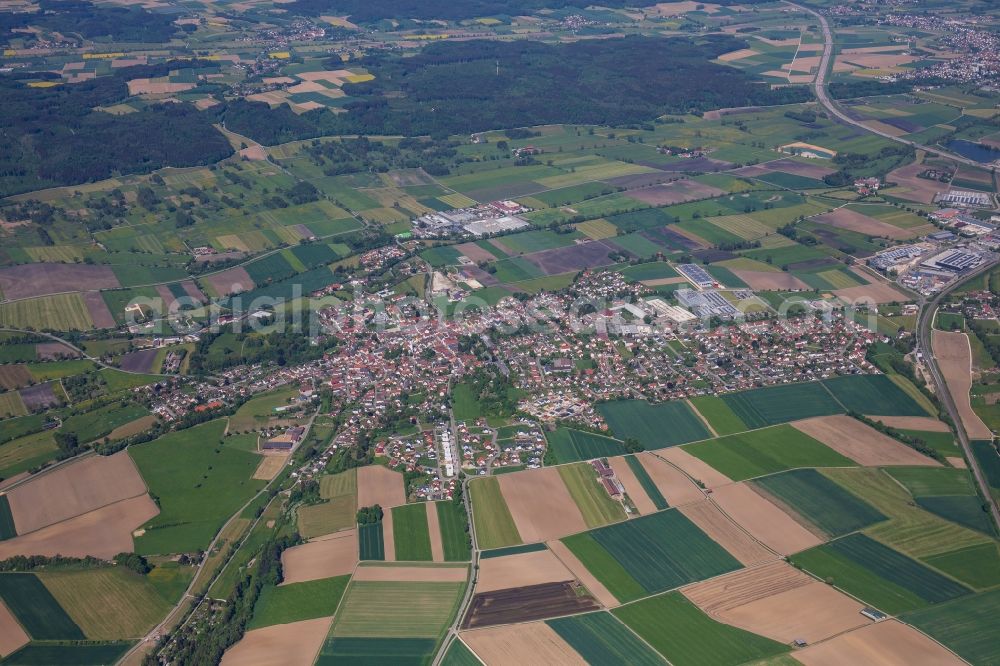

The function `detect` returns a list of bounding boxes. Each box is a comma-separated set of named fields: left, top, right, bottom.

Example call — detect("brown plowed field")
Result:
left=765, top=158, right=836, bottom=179
left=34, top=342, right=80, bottom=360
left=476, top=549, right=574, bottom=593
left=18, top=383, right=58, bottom=411
left=884, top=163, right=943, bottom=204
left=497, top=467, right=586, bottom=543
left=456, top=242, right=497, bottom=263
left=792, top=415, right=940, bottom=467
left=461, top=581, right=599, bottom=629
left=426, top=502, right=444, bottom=562
left=382, top=509, right=396, bottom=562
left=625, top=180, right=725, bottom=206
left=281, top=529, right=358, bottom=584
left=814, top=208, right=912, bottom=240
left=679, top=500, right=774, bottom=565
left=868, top=415, right=950, bottom=432
left=607, top=456, right=656, bottom=514
left=731, top=270, right=810, bottom=291
left=546, top=539, right=619, bottom=608
left=461, top=623, right=586, bottom=666
left=683, top=561, right=868, bottom=643
left=0, top=495, right=157, bottom=559
left=834, top=275, right=910, bottom=305
left=0, top=365, right=31, bottom=390
left=710, top=483, right=822, bottom=555
left=795, top=620, right=964, bottom=666
left=353, top=564, right=467, bottom=583
left=948, top=456, right=967, bottom=468
left=181, top=280, right=207, bottom=303
left=204, top=267, right=255, bottom=297
left=933, top=330, right=994, bottom=440
left=7, top=451, right=148, bottom=534
left=119, top=348, right=159, bottom=373
left=82, top=291, right=117, bottom=329
left=654, top=448, right=731, bottom=489
left=0, top=264, right=119, bottom=300
left=356, top=465, right=406, bottom=509
left=221, top=616, right=333, bottom=666
left=523, top=240, right=617, bottom=276
left=0, top=599, right=29, bottom=658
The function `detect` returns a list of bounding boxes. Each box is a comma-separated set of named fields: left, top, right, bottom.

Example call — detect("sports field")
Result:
left=469, top=477, right=521, bottom=550
left=547, top=611, right=666, bottom=666
left=546, top=428, right=626, bottom=463
left=392, top=503, right=433, bottom=561
left=753, top=469, right=886, bottom=537
left=331, top=580, right=464, bottom=638
left=720, top=382, right=843, bottom=429
left=598, top=400, right=711, bottom=449
left=683, top=424, right=854, bottom=480
left=613, top=592, right=789, bottom=666
left=558, top=463, right=626, bottom=528
left=249, top=575, right=350, bottom=629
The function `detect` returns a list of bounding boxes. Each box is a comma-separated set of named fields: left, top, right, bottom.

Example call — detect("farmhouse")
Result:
left=263, top=426, right=305, bottom=451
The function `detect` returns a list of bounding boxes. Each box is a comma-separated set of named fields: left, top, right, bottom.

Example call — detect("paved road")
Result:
left=787, top=1, right=989, bottom=170
left=914, top=259, right=1000, bottom=530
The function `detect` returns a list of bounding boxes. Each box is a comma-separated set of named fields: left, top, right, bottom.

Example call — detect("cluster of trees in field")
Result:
left=0, top=59, right=231, bottom=197
left=291, top=136, right=462, bottom=178
left=223, top=36, right=811, bottom=143
left=0, top=0, right=179, bottom=44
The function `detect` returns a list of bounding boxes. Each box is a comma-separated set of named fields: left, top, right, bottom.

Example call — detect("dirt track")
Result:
left=932, top=330, right=994, bottom=440
left=792, top=415, right=940, bottom=467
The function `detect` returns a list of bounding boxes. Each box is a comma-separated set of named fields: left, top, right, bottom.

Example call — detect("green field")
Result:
left=478, top=542, right=547, bottom=559
left=249, top=575, right=350, bottom=629
left=904, top=588, right=1000, bottom=665
left=298, top=495, right=357, bottom=539
left=359, top=522, right=385, bottom=561
left=0, top=293, right=95, bottom=331
left=38, top=568, right=171, bottom=640
left=753, top=468, right=886, bottom=537
left=791, top=534, right=970, bottom=615
left=129, top=420, right=266, bottom=555
left=2, top=642, right=132, bottom=666
left=0, top=495, right=16, bottom=540
left=547, top=611, right=666, bottom=666
left=440, top=638, right=480, bottom=666
left=451, top=383, right=482, bottom=422
left=320, top=469, right=357, bottom=499
left=436, top=501, right=471, bottom=562
left=887, top=467, right=976, bottom=497
left=822, top=374, right=930, bottom=416
left=318, top=637, right=438, bottom=666
left=60, top=403, right=149, bottom=443
left=625, top=455, right=668, bottom=511
left=469, top=477, right=521, bottom=550
left=916, top=496, right=997, bottom=537
left=720, top=382, right=843, bottom=429
left=613, top=593, right=788, bottom=666
left=546, top=428, right=626, bottom=463
left=392, top=503, right=433, bottom=562
left=597, top=400, right=710, bottom=450
left=565, top=509, right=741, bottom=601
left=924, top=542, right=1000, bottom=590
left=687, top=396, right=748, bottom=436
left=0, top=573, right=85, bottom=640
left=331, top=580, right=464, bottom=638
left=558, top=463, right=626, bottom=528
left=684, top=425, right=854, bottom=481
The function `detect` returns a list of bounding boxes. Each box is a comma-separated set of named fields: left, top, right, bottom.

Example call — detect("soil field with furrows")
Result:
left=456, top=242, right=498, bottom=263
left=476, top=548, right=574, bottom=593
left=281, top=529, right=358, bottom=584
left=352, top=564, right=467, bottom=583
left=681, top=561, right=813, bottom=614
left=221, top=616, right=333, bottom=666
left=7, top=451, right=148, bottom=535
left=118, top=348, right=159, bottom=373
left=884, top=162, right=944, bottom=204
left=655, top=447, right=732, bottom=489
left=625, top=180, right=725, bottom=205
left=0, top=494, right=157, bottom=560
left=0, top=264, right=120, bottom=300
left=763, top=158, right=836, bottom=179
left=933, top=330, right=993, bottom=440
left=204, top=266, right=255, bottom=298
left=461, top=622, right=585, bottom=666
left=814, top=208, right=913, bottom=240
left=833, top=279, right=910, bottom=304
left=522, top=241, right=617, bottom=276
left=678, top=500, right=774, bottom=566
left=792, top=415, right=940, bottom=467
left=356, top=465, right=406, bottom=509
left=462, top=581, right=599, bottom=629
left=794, top=620, right=964, bottom=666
left=0, top=366, right=31, bottom=390
left=17, top=382, right=58, bottom=411
left=636, top=452, right=706, bottom=505
left=34, top=342, right=80, bottom=360
left=730, top=270, right=809, bottom=291
left=82, top=291, right=117, bottom=329
left=497, top=467, right=586, bottom=543
left=0, top=600, right=28, bottom=658
left=709, top=482, right=822, bottom=555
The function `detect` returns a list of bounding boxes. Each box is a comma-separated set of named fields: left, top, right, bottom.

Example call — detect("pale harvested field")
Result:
left=252, top=454, right=287, bottom=480
left=476, top=549, right=574, bottom=593
left=655, top=447, right=731, bottom=489
left=462, top=622, right=586, bottom=666
left=296, top=69, right=353, bottom=83
left=840, top=53, right=918, bottom=69
left=221, top=616, right=332, bottom=666
left=356, top=465, right=406, bottom=509
left=862, top=119, right=909, bottom=137
left=834, top=280, right=910, bottom=305
left=731, top=269, right=810, bottom=291
left=792, top=415, right=939, bottom=467
left=607, top=456, right=656, bottom=514
left=7, top=451, right=148, bottom=534
left=795, top=620, right=963, bottom=666
left=456, top=242, right=496, bottom=263
left=426, top=502, right=444, bottom=562
left=884, top=163, right=943, bottom=204
left=239, top=146, right=267, bottom=161
left=710, top=483, right=822, bottom=555
left=497, top=467, right=586, bottom=543
left=650, top=1, right=719, bottom=14
left=383, top=508, right=396, bottom=562
left=353, top=564, right=467, bottom=583
left=127, top=79, right=195, bottom=95
left=933, top=330, right=993, bottom=440
left=204, top=267, right=254, bottom=297
left=869, top=415, right=950, bottom=432
left=546, top=539, right=619, bottom=608
left=281, top=529, right=357, bottom=584
left=947, top=456, right=967, bottom=468
left=718, top=48, right=759, bottom=62
left=641, top=276, right=688, bottom=286
left=814, top=208, right=912, bottom=240
left=0, top=599, right=29, bottom=658
left=0, top=495, right=157, bottom=559
left=682, top=561, right=869, bottom=643
left=104, top=415, right=158, bottom=442
left=287, top=81, right=328, bottom=94
left=679, top=500, right=774, bottom=566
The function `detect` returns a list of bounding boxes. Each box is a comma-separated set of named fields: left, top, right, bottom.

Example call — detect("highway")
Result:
left=787, top=1, right=989, bottom=170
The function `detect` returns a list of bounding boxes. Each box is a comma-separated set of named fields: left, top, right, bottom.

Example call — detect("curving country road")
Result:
left=787, top=1, right=989, bottom=170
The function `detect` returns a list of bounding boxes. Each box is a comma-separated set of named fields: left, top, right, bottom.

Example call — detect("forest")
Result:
left=0, top=60, right=231, bottom=197
left=0, top=0, right=179, bottom=44
left=223, top=36, right=811, bottom=144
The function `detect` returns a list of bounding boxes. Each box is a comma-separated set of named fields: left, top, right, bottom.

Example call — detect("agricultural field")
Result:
left=469, top=477, right=521, bottom=551
left=328, top=577, right=465, bottom=640
left=546, top=612, right=666, bottom=666
left=249, top=575, right=350, bottom=630
left=720, top=381, right=843, bottom=429
left=557, top=462, right=626, bottom=528
left=545, top=427, right=626, bottom=463
left=392, top=503, right=433, bottom=562
left=597, top=400, right=711, bottom=449
left=687, top=396, right=748, bottom=436
left=904, top=589, right=1000, bottom=665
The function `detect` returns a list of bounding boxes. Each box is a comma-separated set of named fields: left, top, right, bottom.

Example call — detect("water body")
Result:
left=944, top=139, right=1000, bottom=164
